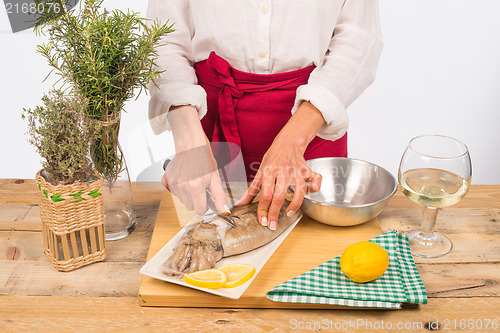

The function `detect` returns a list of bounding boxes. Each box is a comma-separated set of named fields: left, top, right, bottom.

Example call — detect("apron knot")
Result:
left=207, top=52, right=243, bottom=98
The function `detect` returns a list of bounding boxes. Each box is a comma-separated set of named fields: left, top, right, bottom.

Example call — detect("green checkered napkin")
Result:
left=266, top=230, right=427, bottom=309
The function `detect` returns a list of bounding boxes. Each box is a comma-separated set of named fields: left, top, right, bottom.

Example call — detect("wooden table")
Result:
left=1, top=180, right=499, bottom=332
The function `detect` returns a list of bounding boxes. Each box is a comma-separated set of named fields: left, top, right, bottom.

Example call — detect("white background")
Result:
left=1, top=0, right=499, bottom=184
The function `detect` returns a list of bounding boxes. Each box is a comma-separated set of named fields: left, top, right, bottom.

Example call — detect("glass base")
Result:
left=406, top=229, right=453, bottom=258
left=104, top=210, right=137, bottom=241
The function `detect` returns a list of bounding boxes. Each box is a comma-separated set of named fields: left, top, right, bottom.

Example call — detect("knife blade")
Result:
left=205, top=191, right=237, bottom=228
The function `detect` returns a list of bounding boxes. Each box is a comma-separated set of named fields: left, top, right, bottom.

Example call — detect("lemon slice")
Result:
left=183, top=269, right=227, bottom=289
left=217, top=263, right=256, bottom=288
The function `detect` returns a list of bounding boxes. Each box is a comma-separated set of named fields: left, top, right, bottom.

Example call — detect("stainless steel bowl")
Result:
left=300, top=157, right=397, bottom=226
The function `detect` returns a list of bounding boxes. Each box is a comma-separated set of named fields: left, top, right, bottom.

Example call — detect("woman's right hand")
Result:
left=162, top=147, right=228, bottom=215
left=162, top=105, right=228, bottom=215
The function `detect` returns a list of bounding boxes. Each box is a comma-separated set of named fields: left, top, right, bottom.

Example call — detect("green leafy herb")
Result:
left=24, top=89, right=98, bottom=184
left=33, top=0, right=175, bottom=183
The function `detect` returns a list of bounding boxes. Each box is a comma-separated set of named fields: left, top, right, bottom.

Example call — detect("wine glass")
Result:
left=398, top=135, right=472, bottom=258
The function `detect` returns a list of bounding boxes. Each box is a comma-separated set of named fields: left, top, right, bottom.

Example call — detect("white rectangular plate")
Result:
left=140, top=213, right=303, bottom=299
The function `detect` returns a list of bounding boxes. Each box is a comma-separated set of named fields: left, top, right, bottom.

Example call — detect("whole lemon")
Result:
left=340, top=241, right=389, bottom=283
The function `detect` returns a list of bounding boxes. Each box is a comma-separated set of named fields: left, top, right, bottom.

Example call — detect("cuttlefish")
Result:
left=163, top=200, right=300, bottom=277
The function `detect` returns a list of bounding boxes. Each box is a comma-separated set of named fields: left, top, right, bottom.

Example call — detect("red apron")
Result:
left=195, top=52, right=347, bottom=181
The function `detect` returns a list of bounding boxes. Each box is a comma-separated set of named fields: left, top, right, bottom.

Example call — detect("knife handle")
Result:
left=163, top=159, right=171, bottom=171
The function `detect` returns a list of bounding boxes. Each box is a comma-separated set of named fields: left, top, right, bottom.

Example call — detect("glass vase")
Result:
left=101, top=142, right=137, bottom=240
left=92, top=114, right=136, bottom=241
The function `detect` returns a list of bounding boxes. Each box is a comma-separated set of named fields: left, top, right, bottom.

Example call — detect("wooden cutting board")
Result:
left=138, top=191, right=383, bottom=308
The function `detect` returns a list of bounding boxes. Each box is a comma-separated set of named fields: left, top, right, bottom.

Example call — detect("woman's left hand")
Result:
left=235, top=101, right=325, bottom=230
left=236, top=139, right=322, bottom=230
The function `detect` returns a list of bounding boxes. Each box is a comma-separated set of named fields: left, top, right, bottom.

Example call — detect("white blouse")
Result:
left=147, top=0, right=383, bottom=141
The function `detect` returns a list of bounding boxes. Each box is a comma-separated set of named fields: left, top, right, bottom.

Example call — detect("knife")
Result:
left=163, top=159, right=237, bottom=228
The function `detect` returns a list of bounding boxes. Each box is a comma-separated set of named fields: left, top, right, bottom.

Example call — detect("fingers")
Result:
left=308, top=171, right=322, bottom=193
left=169, top=172, right=230, bottom=215
left=168, top=181, right=195, bottom=211
left=286, top=167, right=321, bottom=215
left=162, top=144, right=223, bottom=214
left=287, top=178, right=307, bottom=217
left=234, top=177, right=261, bottom=207
left=267, top=172, right=287, bottom=231
left=169, top=176, right=208, bottom=213
left=161, top=172, right=169, bottom=191
left=257, top=170, right=275, bottom=228
left=242, top=164, right=321, bottom=231
left=209, top=171, right=230, bottom=214
left=174, top=184, right=194, bottom=211
left=190, top=185, right=208, bottom=215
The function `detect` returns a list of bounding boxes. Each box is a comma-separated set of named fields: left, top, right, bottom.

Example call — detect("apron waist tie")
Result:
left=194, top=51, right=315, bottom=147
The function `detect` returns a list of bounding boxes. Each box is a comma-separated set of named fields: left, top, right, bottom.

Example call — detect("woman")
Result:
left=147, top=0, right=382, bottom=230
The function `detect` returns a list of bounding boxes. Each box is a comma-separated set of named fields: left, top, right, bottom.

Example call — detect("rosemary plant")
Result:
left=34, top=0, right=174, bottom=183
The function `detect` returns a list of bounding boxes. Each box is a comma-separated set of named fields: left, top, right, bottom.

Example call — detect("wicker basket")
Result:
left=36, top=169, right=106, bottom=271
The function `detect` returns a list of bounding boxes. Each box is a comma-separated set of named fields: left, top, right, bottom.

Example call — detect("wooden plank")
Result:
left=386, top=185, right=500, bottom=210
left=7, top=234, right=49, bottom=259
left=1, top=183, right=499, bottom=314
left=80, top=229, right=89, bottom=257
left=42, top=221, right=48, bottom=254
left=131, top=182, right=165, bottom=206
left=0, top=179, right=164, bottom=206
left=420, top=263, right=500, bottom=298
left=48, top=231, right=53, bottom=260
left=379, top=207, right=500, bottom=235
left=61, top=234, right=71, bottom=260
left=8, top=229, right=499, bottom=265
left=69, top=232, right=79, bottom=257
left=0, top=261, right=143, bottom=297
left=0, top=296, right=499, bottom=332
left=0, top=229, right=153, bottom=263
left=2, top=188, right=498, bottom=233
left=139, top=191, right=385, bottom=308
left=137, top=189, right=500, bottom=308
left=97, top=224, right=105, bottom=252
left=0, top=204, right=159, bottom=297
left=137, top=262, right=500, bottom=306
left=0, top=202, right=160, bottom=232
left=53, top=233, right=58, bottom=261
left=412, top=233, right=500, bottom=264
left=0, top=203, right=158, bottom=261
left=3, top=204, right=498, bottom=265
left=2, top=235, right=498, bottom=299
left=88, top=228, right=97, bottom=254
left=0, top=179, right=498, bottom=207
left=0, top=179, right=39, bottom=204
left=378, top=207, right=500, bottom=264
left=0, top=203, right=41, bottom=231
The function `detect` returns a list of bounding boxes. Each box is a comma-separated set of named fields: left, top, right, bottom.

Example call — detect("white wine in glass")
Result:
left=398, top=135, right=472, bottom=258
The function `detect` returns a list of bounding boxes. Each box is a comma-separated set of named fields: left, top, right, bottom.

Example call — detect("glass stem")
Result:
left=420, top=206, right=439, bottom=239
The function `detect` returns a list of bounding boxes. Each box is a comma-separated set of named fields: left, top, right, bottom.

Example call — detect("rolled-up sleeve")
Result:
left=147, top=0, right=207, bottom=134
left=291, top=0, right=383, bottom=141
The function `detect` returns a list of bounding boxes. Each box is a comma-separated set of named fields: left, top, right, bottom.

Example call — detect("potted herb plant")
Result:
left=33, top=0, right=174, bottom=240
left=24, top=89, right=106, bottom=271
